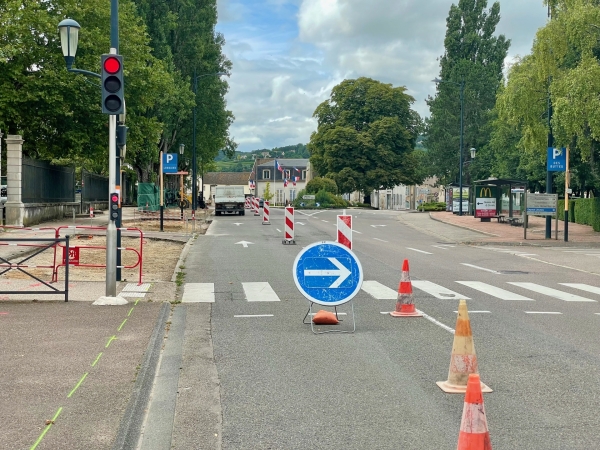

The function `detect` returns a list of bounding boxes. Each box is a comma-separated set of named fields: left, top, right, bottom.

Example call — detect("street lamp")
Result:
left=433, top=77, right=465, bottom=215
left=470, top=147, right=476, bottom=159
left=192, top=71, right=227, bottom=218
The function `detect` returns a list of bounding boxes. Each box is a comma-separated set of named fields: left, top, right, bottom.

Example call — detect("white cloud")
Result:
left=217, top=0, right=549, bottom=152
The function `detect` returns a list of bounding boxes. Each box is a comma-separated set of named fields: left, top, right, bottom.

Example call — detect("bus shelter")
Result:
left=472, top=178, right=528, bottom=223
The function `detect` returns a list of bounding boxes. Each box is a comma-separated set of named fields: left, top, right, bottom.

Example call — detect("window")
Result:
left=284, top=169, right=291, bottom=179
left=263, top=169, right=270, bottom=179
left=301, top=170, right=307, bottom=180
left=276, top=189, right=284, bottom=204
left=290, top=190, right=296, bottom=201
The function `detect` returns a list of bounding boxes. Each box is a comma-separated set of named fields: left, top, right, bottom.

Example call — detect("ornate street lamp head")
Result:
left=58, top=18, right=81, bottom=70
left=470, top=147, right=476, bottom=159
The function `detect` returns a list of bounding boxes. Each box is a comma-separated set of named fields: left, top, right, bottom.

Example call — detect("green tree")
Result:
left=306, top=177, right=337, bottom=194
left=262, top=182, right=274, bottom=202
left=425, top=0, right=510, bottom=184
left=308, top=77, right=422, bottom=203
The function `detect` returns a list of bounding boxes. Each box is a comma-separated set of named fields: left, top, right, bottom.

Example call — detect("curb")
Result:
left=171, top=235, right=196, bottom=282
left=427, top=212, right=499, bottom=237
left=112, top=301, right=170, bottom=450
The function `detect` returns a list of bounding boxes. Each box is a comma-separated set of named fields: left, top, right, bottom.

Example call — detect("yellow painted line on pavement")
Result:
left=118, top=318, right=127, bottom=331
left=30, top=407, right=62, bottom=450
left=105, top=335, right=117, bottom=348
left=135, top=299, right=140, bottom=305
left=91, top=352, right=103, bottom=367
left=68, top=373, right=88, bottom=398
left=128, top=307, right=134, bottom=316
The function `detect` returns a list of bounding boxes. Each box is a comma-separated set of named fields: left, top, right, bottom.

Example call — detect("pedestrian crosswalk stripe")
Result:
left=508, top=282, right=597, bottom=302
left=456, top=281, right=533, bottom=301
left=411, top=280, right=469, bottom=300
left=559, top=283, right=600, bottom=296
left=182, top=283, right=215, bottom=303
left=361, top=281, right=397, bottom=299
left=242, top=282, right=280, bottom=302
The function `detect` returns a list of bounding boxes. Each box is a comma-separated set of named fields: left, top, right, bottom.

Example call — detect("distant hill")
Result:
left=214, top=143, right=309, bottom=172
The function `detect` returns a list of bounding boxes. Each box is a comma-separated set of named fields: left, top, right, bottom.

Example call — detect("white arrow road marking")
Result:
left=406, top=247, right=433, bottom=255
left=304, top=258, right=351, bottom=288
left=235, top=241, right=254, bottom=248
left=233, top=223, right=243, bottom=226
left=322, top=220, right=329, bottom=222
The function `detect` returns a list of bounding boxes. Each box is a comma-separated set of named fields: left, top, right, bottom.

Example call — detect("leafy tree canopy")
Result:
left=308, top=77, right=422, bottom=197
left=425, top=0, right=510, bottom=184
left=306, top=177, right=337, bottom=194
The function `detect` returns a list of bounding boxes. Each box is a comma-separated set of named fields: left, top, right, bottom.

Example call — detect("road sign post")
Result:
left=293, top=241, right=363, bottom=333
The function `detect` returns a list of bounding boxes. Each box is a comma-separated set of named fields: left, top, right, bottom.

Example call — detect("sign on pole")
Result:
left=547, top=147, right=566, bottom=172
left=526, top=193, right=558, bottom=215
left=293, top=241, right=363, bottom=306
left=162, top=153, right=178, bottom=173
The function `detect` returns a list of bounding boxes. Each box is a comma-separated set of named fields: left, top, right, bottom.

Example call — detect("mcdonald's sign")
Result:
left=479, top=187, right=493, bottom=198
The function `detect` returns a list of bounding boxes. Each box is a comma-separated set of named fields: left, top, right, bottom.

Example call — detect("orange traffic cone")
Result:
left=437, top=299, right=491, bottom=393
left=390, top=259, right=422, bottom=317
left=457, top=373, right=492, bottom=450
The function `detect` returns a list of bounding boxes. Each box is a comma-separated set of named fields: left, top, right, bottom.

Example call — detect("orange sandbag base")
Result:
left=312, top=310, right=339, bottom=325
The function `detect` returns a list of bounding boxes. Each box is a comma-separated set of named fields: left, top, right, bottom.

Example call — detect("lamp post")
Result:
left=192, top=71, right=227, bottom=219
left=59, top=0, right=124, bottom=303
left=433, top=77, right=466, bottom=215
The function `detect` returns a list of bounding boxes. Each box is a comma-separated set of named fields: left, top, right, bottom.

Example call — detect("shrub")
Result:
left=306, top=177, right=337, bottom=194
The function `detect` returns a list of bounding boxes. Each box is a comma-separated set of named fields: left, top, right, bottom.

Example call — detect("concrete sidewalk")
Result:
left=422, top=211, right=600, bottom=246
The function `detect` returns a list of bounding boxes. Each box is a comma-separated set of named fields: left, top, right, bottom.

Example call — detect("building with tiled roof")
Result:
left=250, top=158, right=312, bottom=205
left=202, top=172, right=251, bottom=205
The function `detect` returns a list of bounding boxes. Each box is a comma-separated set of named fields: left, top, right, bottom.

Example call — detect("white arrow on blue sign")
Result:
left=293, top=241, right=363, bottom=306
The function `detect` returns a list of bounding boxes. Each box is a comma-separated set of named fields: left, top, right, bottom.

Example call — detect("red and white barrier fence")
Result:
left=337, top=215, right=352, bottom=249
left=245, top=197, right=251, bottom=209
left=283, top=206, right=295, bottom=244
left=254, top=197, right=260, bottom=216
left=262, top=201, right=271, bottom=225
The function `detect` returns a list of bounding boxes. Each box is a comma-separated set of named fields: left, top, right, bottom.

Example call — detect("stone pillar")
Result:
left=4, top=135, right=25, bottom=226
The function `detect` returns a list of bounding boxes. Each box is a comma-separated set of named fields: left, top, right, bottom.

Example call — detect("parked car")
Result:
left=1, top=185, right=6, bottom=203
left=259, top=198, right=264, bottom=208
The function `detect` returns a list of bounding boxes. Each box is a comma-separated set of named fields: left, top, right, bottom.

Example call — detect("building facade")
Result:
left=250, top=158, right=311, bottom=205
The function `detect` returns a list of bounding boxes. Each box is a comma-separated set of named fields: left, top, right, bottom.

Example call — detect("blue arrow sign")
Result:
left=293, top=241, right=363, bottom=306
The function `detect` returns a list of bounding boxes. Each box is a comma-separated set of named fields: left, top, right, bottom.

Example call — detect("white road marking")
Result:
left=559, top=283, right=600, bottom=296
left=373, top=238, right=388, bottom=243
left=525, top=311, right=562, bottom=314
left=182, top=283, right=214, bottom=303
left=233, top=223, right=243, bottom=226
left=460, top=263, right=501, bottom=274
left=119, top=292, right=147, bottom=298
left=235, top=241, right=254, bottom=248
left=406, top=247, right=433, bottom=255
left=417, top=310, right=455, bottom=334
left=456, top=281, right=533, bottom=301
left=234, top=314, right=274, bottom=318
left=412, top=280, right=469, bottom=300
left=370, top=225, right=386, bottom=228
left=308, top=312, right=347, bottom=316
left=508, top=282, right=597, bottom=302
left=322, top=220, right=329, bottom=222
left=353, top=230, right=362, bottom=234
left=361, top=281, right=397, bottom=299
left=276, top=229, right=282, bottom=233
left=296, top=222, right=305, bottom=225
left=432, top=245, right=449, bottom=250
left=122, top=283, right=151, bottom=292
left=242, top=282, right=280, bottom=302
left=453, top=310, right=491, bottom=313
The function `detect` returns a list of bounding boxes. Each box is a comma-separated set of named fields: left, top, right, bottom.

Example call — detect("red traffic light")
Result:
left=111, top=194, right=119, bottom=202
left=103, top=56, right=121, bottom=74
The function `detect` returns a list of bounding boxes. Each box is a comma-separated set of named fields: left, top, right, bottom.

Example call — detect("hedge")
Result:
left=557, top=198, right=600, bottom=231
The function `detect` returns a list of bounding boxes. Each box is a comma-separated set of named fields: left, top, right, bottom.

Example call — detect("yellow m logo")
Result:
left=479, top=187, right=492, bottom=198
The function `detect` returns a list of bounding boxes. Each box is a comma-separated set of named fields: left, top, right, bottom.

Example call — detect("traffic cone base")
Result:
left=390, top=302, right=423, bottom=317
left=436, top=379, right=492, bottom=394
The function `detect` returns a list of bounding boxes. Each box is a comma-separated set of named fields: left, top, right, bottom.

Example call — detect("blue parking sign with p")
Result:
left=547, top=147, right=566, bottom=172
left=162, top=153, right=178, bottom=173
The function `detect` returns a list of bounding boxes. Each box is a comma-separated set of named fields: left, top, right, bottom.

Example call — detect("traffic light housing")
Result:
left=101, top=54, right=124, bottom=114
left=110, top=192, right=120, bottom=221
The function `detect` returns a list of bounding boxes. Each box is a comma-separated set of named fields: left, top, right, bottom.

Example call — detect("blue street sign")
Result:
left=547, top=147, right=566, bottom=172
left=293, top=241, right=363, bottom=306
left=527, top=207, right=556, bottom=214
left=162, top=153, right=178, bottom=173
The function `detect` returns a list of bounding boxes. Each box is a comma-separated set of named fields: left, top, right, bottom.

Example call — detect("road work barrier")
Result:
left=53, top=225, right=144, bottom=285
left=336, top=214, right=352, bottom=249
left=253, top=197, right=260, bottom=216
left=283, top=206, right=295, bottom=244
left=437, top=299, right=492, bottom=393
left=457, top=374, right=493, bottom=450
left=0, top=231, right=70, bottom=302
left=390, top=259, right=422, bottom=317
left=262, top=201, right=271, bottom=225
left=245, top=197, right=251, bottom=209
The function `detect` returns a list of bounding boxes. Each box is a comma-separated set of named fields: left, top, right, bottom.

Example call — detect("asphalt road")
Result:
left=167, top=208, right=600, bottom=449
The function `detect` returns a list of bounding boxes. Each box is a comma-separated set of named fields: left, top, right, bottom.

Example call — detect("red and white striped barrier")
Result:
left=245, top=197, right=251, bottom=209
left=253, top=197, right=260, bottom=216
left=283, top=206, right=295, bottom=244
left=262, top=201, right=271, bottom=225
left=337, top=215, right=352, bottom=249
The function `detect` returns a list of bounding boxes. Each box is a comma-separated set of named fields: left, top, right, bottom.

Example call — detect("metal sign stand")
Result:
left=302, top=301, right=356, bottom=334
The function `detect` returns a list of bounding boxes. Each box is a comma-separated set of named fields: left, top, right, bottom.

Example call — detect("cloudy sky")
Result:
left=216, top=0, right=549, bottom=153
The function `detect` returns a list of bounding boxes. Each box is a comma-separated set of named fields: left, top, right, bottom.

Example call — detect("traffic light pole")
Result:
left=106, top=113, right=117, bottom=297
